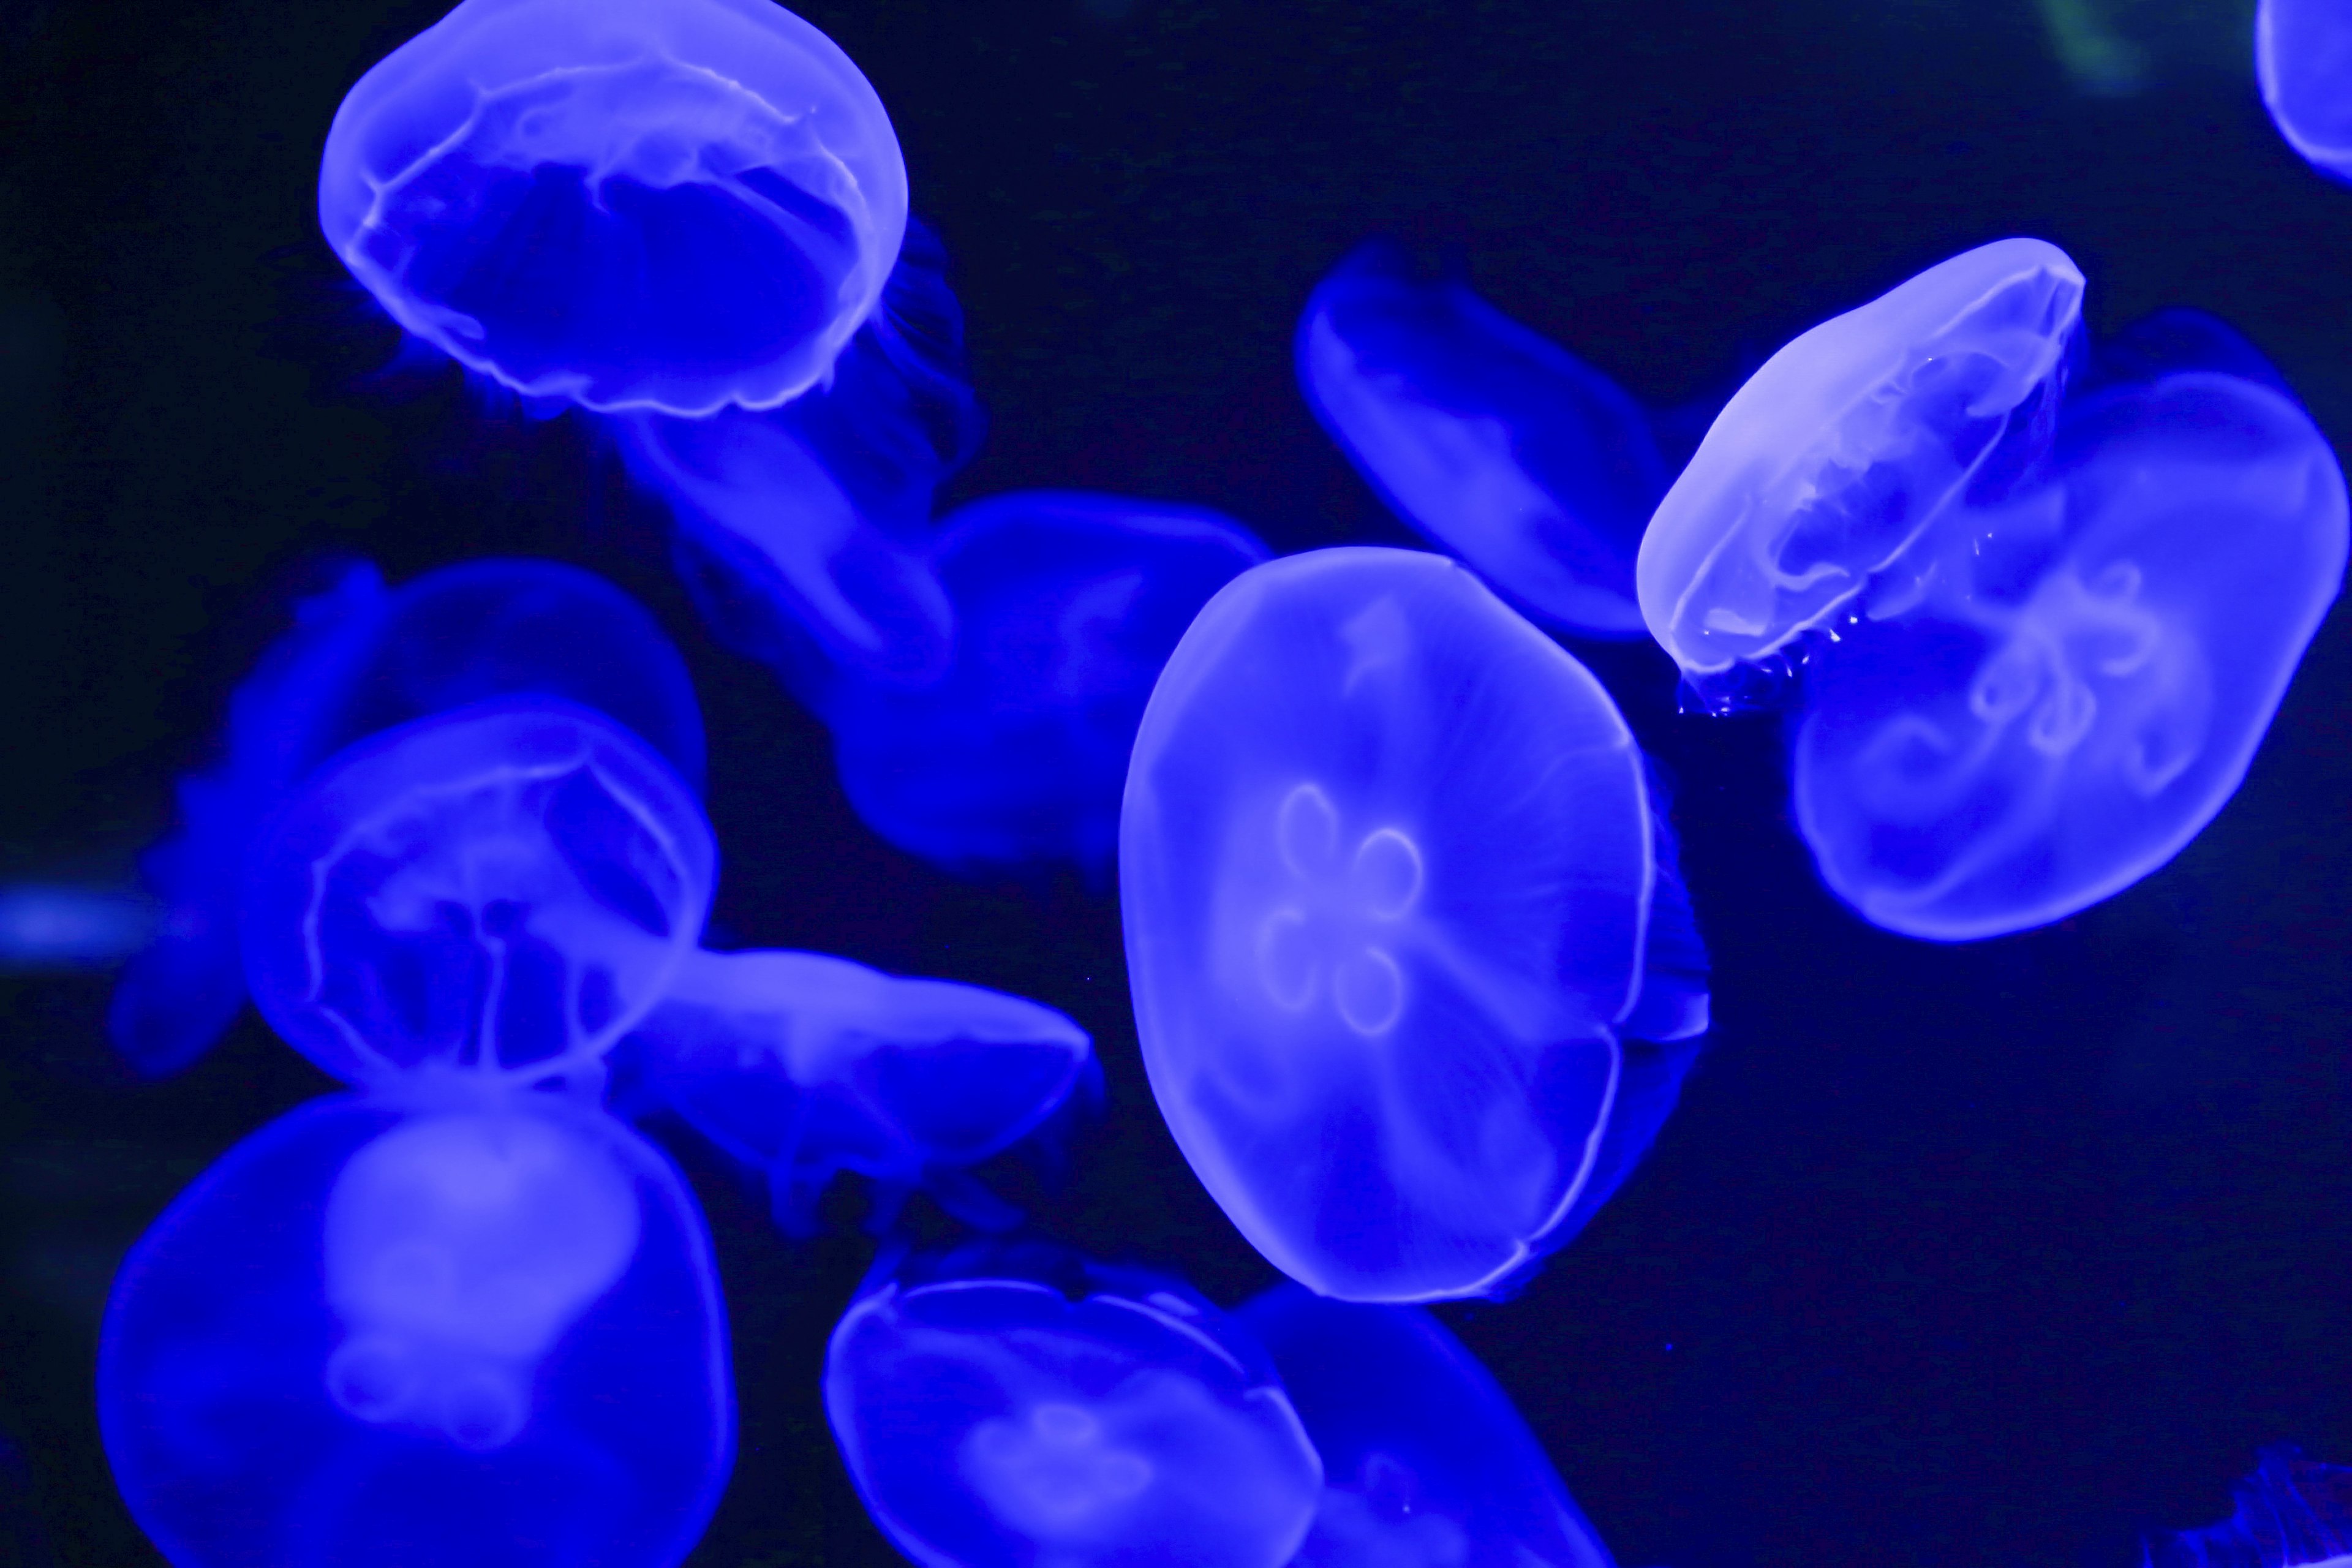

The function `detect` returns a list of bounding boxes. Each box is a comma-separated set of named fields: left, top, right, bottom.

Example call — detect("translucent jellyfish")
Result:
left=1792, top=370, right=2348, bottom=940
left=99, top=1095, right=731, bottom=1568
left=317, top=0, right=907, bottom=415
left=0, top=883, right=156, bottom=968
left=824, top=1242, right=1322, bottom=1568
left=826, top=491, right=1269, bottom=872
left=2258, top=0, right=2352, bottom=183
left=1120, top=546, right=1709, bottom=1303
left=624, top=944, right=1096, bottom=1231
left=2146, top=1447, right=2352, bottom=1568
left=1234, top=1284, right=1616, bottom=1568
left=1635, top=238, right=2084, bottom=706
left=241, top=700, right=718, bottom=1088
left=110, top=557, right=704, bottom=1076
left=1297, top=241, right=1666, bottom=639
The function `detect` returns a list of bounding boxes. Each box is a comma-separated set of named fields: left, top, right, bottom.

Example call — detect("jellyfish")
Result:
left=2146, top=1448, right=2352, bottom=1568
left=109, top=557, right=703, bottom=1076
left=317, top=0, right=906, bottom=415
left=239, top=699, right=718, bottom=1089
left=2258, top=0, right=2352, bottom=184
left=1635, top=238, right=2084, bottom=709
left=1234, top=1284, right=1616, bottom=1568
left=825, top=491, right=1268, bottom=873
left=1120, top=546, right=1709, bottom=1303
left=0, top=883, right=156, bottom=968
left=824, top=1242, right=1322, bottom=1568
left=99, top=1094, right=731, bottom=1568
left=1297, top=241, right=1667, bottom=640
left=622, top=944, right=1096, bottom=1232
left=1791, top=369, right=2348, bottom=940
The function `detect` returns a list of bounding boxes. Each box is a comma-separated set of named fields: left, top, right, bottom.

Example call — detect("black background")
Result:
left=4, top=0, right=2351, bottom=1565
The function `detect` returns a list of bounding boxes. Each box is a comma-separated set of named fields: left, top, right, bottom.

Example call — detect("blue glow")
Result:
left=0, top=884, right=156, bottom=968
left=100, top=1095, right=731, bottom=1568
left=110, top=559, right=704, bottom=1077
left=317, top=0, right=906, bottom=415
left=2146, top=1448, right=2352, bottom=1568
left=612, top=221, right=983, bottom=703
left=2260, top=0, right=2352, bottom=184
left=1297, top=241, right=1665, bottom=639
left=1235, top=1284, right=1617, bottom=1568
left=1792, top=369, right=2348, bottom=940
left=1636, top=238, right=2085, bottom=705
left=827, top=491, right=1268, bottom=872
left=824, top=1242, right=1322, bottom=1568
left=240, top=701, right=717, bottom=1089
left=1120, top=546, right=1709, bottom=1303
left=626, top=945, right=1096, bottom=1231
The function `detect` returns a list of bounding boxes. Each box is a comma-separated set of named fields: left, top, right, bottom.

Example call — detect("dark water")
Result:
left=2, top=1, right=2348, bottom=1566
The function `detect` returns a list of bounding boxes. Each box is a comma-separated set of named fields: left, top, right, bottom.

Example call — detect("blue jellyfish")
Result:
left=2258, top=0, right=2352, bottom=184
left=1635, top=238, right=2085, bottom=709
left=317, top=0, right=906, bottom=415
left=0, top=883, right=156, bottom=968
left=1297, top=241, right=1667, bottom=640
left=1791, top=369, right=2348, bottom=940
left=1120, top=546, right=1709, bottom=1303
left=110, top=558, right=703, bottom=1076
left=826, top=491, right=1268, bottom=872
left=824, top=1242, right=1323, bottom=1568
left=1234, top=1284, right=1617, bottom=1568
left=100, top=1094, right=731, bottom=1568
left=240, top=700, right=718, bottom=1090
left=2146, top=1448, right=2352, bottom=1568
left=624, top=945, right=1096, bottom=1231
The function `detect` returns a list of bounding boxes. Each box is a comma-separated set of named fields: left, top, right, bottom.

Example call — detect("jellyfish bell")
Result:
left=824, top=1242, right=1322, bottom=1568
left=2258, top=0, right=2352, bottom=185
left=241, top=699, right=718, bottom=1091
left=1791, top=369, right=2349, bottom=941
left=1637, top=237, right=2084, bottom=707
left=318, top=0, right=907, bottom=415
left=1120, top=546, right=1708, bottom=1303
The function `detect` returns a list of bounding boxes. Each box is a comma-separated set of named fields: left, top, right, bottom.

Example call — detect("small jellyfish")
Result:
left=1297, top=241, right=1667, bottom=639
left=623, top=944, right=1096, bottom=1232
left=100, top=1095, right=731, bottom=1568
left=1636, top=238, right=2084, bottom=707
left=2146, top=1447, right=2352, bottom=1568
left=317, top=0, right=907, bottom=415
left=1791, top=369, right=2348, bottom=940
left=1234, top=1284, right=1616, bottom=1568
left=111, top=557, right=704, bottom=1076
left=2258, top=0, right=2352, bottom=184
left=240, top=700, right=718, bottom=1088
left=0, top=883, right=156, bottom=968
left=826, top=491, right=1269, bottom=872
left=824, top=1243, right=1322, bottom=1568
left=1120, top=547, right=1709, bottom=1303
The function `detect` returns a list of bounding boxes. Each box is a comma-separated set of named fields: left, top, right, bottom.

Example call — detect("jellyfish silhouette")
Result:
left=1297, top=240, right=1667, bottom=639
left=1120, top=546, right=1709, bottom=1303
left=99, top=1094, right=731, bottom=1568
left=2258, top=0, right=2352, bottom=184
left=318, top=0, right=907, bottom=415
left=2146, top=1447, right=2352, bottom=1568
left=111, top=558, right=704, bottom=1077
left=1636, top=238, right=2084, bottom=709
left=240, top=699, right=718, bottom=1090
left=1791, top=368, right=2348, bottom=940
left=1235, top=1284, right=1618, bottom=1568
left=825, top=491, right=1268, bottom=873
left=624, top=944, right=1096, bottom=1232
left=825, top=1242, right=1322, bottom=1568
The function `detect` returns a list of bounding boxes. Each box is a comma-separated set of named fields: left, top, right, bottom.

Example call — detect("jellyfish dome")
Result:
left=100, top=1095, right=731, bottom=1568
left=2147, top=1447, right=2352, bottom=1568
left=1636, top=238, right=2084, bottom=704
left=827, top=491, right=1269, bottom=872
left=318, top=0, right=907, bottom=415
left=626, top=944, right=1096, bottom=1231
left=241, top=699, right=718, bottom=1088
left=825, top=1243, right=1322, bottom=1568
left=2258, top=0, right=2352, bottom=185
left=1235, top=1284, right=1616, bottom=1568
left=111, top=557, right=705, bottom=1077
left=1297, top=240, right=1666, bottom=640
left=1120, top=546, right=1709, bottom=1303
left=1792, top=370, right=2349, bottom=940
